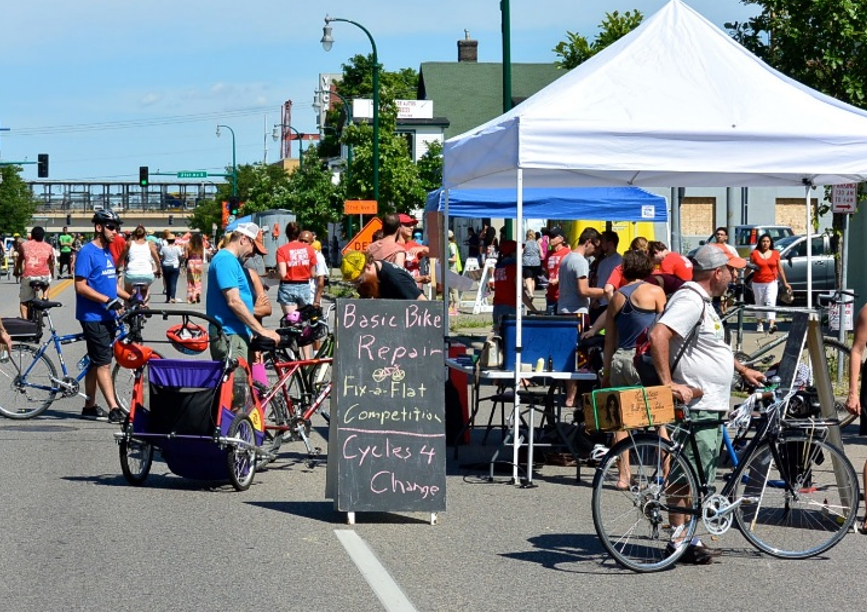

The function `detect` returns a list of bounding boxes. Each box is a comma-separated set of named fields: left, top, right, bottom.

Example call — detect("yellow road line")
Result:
left=48, top=278, right=74, bottom=299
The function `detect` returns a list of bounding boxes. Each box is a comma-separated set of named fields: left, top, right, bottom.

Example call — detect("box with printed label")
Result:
left=582, top=386, right=675, bottom=432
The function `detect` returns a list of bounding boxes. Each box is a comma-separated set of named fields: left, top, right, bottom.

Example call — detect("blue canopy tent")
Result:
left=424, top=186, right=667, bottom=221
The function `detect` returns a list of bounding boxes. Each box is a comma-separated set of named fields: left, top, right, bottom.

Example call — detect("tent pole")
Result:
left=513, top=168, right=524, bottom=485
left=444, top=191, right=451, bottom=315
left=805, top=185, right=812, bottom=310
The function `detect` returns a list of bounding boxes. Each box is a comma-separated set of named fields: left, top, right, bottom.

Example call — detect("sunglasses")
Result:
left=104, top=223, right=119, bottom=232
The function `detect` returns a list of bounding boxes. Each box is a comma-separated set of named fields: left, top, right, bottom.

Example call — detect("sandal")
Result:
left=615, top=480, right=631, bottom=491
left=858, top=520, right=867, bottom=535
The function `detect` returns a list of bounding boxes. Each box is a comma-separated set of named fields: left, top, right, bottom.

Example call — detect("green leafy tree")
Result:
left=322, top=54, right=428, bottom=212
left=553, top=10, right=644, bottom=69
left=0, top=165, right=38, bottom=235
left=726, top=1, right=867, bottom=107
left=417, top=140, right=443, bottom=193
left=727, top=0, right=867, bottom=285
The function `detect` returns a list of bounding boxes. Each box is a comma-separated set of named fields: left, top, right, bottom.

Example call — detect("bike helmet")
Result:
left=113, top=341, right=154, bottom=369
left=91, top=209, right=123, bottom=227
left=166, top=321, right=209, bottom=354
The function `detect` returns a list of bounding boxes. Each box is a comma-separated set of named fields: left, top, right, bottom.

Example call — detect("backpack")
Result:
left=633, top=285, right=706, bottom=387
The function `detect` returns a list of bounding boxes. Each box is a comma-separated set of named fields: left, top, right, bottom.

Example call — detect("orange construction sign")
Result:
left=344, top=200, right=378, bottom=215
left=342, top=218, right=383, bottom=255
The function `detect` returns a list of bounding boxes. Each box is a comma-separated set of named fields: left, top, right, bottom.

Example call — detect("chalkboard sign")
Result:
left=327, top=298, right=446, bottom=514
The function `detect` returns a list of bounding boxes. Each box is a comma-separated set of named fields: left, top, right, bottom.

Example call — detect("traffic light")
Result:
left=139, top=166, right=149, bottom=187
left=65, top=214, right=71, bottom=225
left=37, top=154, right=49, bottom=178
left=228, top=196, right=241, bottom=216
left=221, top=201, right=229, bottom=229
left=168, top=215, right=174, bottom=226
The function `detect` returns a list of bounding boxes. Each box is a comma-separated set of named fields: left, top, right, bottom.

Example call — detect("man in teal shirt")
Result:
left=58, top=227, right=74, bottom=278
left=206, top=222, right=280, bottom=361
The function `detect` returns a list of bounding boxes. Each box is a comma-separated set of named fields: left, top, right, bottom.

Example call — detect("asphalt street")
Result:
left=1, top=270, right=866, bottom=612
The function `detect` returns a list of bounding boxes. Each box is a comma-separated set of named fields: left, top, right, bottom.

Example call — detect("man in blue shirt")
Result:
left=74, top=210, right=129, bottom=423
left=206, top=222, right=280, bottom=361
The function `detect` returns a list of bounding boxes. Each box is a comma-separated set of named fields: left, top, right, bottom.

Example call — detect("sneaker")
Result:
left=768, top=323, right=778, bottom=334
left=107, top=407, right=125, bottom=424
left=756, top=323, right=764, bottom=333
left=80, top=406, right=109, bottom=421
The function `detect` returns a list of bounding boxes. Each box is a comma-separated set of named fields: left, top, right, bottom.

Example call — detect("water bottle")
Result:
left=0, top=345, right=8, bottom=363
left=77, top=355, right=90, bottom=371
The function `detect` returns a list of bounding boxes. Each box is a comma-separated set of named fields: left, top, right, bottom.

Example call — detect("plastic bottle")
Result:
left=76, top=355, right=90, bottom=371
left=535, top=358, right=544, bottom=373
left=0, top=346, right=8, bottom=363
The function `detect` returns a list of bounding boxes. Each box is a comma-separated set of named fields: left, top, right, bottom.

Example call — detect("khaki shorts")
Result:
left=209, top=330, right=250, bottom=363
left=20, top=276, right=51, bottom=302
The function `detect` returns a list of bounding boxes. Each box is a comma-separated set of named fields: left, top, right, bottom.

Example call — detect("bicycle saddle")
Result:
left=29, top=299, right=62, bottom=311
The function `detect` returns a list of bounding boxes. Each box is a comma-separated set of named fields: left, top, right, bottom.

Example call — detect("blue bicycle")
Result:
left=0, top=284, right=157, bottom=419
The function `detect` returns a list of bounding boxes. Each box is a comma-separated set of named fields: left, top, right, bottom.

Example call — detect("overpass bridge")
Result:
left=26, top=180, right=221, bottom=233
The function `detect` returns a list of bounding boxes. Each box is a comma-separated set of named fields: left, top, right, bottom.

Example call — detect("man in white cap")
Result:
left=649, top=244, right=764, bottom=564
left=206, top=222, right=280, bottom=361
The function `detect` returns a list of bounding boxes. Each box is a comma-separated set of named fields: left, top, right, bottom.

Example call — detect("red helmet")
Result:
left=113, top=341, right=154, bottom=369
left=166, top=322, right=209, bottom=355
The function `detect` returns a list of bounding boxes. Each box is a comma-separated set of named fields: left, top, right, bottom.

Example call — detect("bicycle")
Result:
left=250, top=328, right=333, bottom=470
left=591, top=386, right=859, bottom=572
left=0, top=288, right=155, bottom=420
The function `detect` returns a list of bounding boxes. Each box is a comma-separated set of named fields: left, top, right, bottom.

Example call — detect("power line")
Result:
left=6, top=103, right=312, bottom=137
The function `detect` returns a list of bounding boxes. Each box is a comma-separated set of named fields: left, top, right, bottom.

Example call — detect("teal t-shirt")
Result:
left=206, top=248, right=254, bottom=338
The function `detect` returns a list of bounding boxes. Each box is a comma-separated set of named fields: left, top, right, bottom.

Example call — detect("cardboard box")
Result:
left=582, top=386, right=675, bottom=432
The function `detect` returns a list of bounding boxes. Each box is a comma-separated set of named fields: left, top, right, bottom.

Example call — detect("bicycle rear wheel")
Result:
left=733, top=436, right=859, bottom=558
left=0, top=345, right=58, bottom=419
left=256, top=391, right=291, bottom=471
left=592, top=434, right=700, bottom=572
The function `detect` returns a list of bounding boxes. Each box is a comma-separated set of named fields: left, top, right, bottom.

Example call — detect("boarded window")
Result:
left=681, top=196, right=715, bottom=236
left=776, top=198, right=818, bottom=234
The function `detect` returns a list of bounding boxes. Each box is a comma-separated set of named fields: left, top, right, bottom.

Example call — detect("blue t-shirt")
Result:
left=206, top=248, right=254, bottom=338
left=75, top=241, right=119, bottom=322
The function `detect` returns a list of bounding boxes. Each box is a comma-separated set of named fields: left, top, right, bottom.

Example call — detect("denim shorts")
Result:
left=277, top=282, right=311, bottom=307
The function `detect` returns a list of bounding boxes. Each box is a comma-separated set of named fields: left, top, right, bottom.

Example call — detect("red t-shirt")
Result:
left=750, top=249, right=781, bottom=284
left=276, top=240, right=316, bottom=281
left=492, top=261, right=517, bottom=307
left=605, top=264, right=625, bottom=290
left=402, top=240, right=426, bottom=278
left=545, top=245, right=570, bottom=302
left=109, top=234, right=127, bottom=268
left=659, top=252, right=693, bottom=281
left=21, top=240, right=54, bottom=277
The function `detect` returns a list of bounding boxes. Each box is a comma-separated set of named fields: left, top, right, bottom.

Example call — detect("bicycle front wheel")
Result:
left=0, top=345, right=58, bottom=419
left=592, top=434, right=700, bottom=572
left=821, top=338, right=856, bottom=426
left=733, top=436, right=859, bottom=558
left=112, top=351, right=163, bottom=415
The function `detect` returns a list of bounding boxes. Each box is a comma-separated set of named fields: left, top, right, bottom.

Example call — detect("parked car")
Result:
left=745, top=233, right=838, bottom=303
left=695, top=224, right=794, bottom=258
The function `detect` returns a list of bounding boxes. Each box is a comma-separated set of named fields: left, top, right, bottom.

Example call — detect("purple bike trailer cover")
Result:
left=149, top=359, right=224, bottom=389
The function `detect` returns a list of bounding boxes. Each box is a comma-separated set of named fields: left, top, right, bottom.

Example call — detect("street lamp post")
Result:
left=321, top=14, right=379, bottom=204
left=272, top=124, right=306, bottom=170
left=215, top=124, right=237, bottom=197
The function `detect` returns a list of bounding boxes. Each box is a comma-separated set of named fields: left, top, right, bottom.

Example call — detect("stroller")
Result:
left=114, top=310, right=266, bottom=491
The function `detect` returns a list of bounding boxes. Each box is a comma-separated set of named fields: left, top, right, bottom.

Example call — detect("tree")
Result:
left=0, top=166, right=38, bottom=236
left=727, top=1, right=867, bottom=286
left=726, top=1, right=867, bottom=107
left=417, top=140, right=443, bottom=193
left=553, top=10, right=644, bottom=69
left=322, top=54, right=430, bottom=213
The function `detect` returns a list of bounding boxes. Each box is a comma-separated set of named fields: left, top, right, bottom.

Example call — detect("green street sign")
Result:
left=177, top=171, right=207, bottom=179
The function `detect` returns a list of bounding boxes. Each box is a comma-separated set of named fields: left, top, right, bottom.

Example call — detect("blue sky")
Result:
left=0, top=0, right=758, bottom=183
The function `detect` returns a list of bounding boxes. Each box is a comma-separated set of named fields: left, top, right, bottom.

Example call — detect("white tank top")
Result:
left=126, top=240, right=154, bottom=275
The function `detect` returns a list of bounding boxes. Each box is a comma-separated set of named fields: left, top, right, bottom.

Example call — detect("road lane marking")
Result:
left=334, top=529, right=418, bottom=612
left=48, top=278, right=73, bottom=298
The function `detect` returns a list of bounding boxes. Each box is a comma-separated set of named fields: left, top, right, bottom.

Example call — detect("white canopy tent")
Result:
left=440, top=0, right=867, bottom=482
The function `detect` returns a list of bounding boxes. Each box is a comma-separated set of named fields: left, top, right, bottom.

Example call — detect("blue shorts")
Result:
left=277, top=282, right=311, bottom=307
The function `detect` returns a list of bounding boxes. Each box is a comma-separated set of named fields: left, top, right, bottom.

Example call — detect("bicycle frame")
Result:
left=258, top=356, right=333, bottom=431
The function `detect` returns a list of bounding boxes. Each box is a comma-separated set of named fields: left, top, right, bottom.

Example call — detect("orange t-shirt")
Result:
left=276, top=240, right=315, bottom=281
left=750, top=249, right=781, bottom=284
left=21, top=240, right=54, bottom=277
